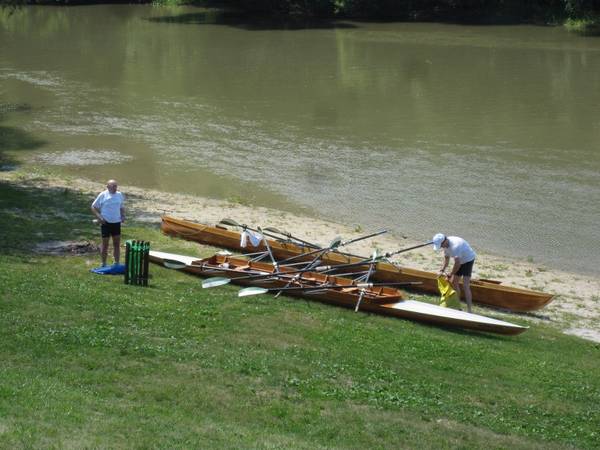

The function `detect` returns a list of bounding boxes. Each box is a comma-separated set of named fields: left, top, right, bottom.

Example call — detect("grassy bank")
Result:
left=564, top=16, right=600, bottom=34
left=2, top=0, right=600, bottom=31
left=1, top=175, right=600, bottom=448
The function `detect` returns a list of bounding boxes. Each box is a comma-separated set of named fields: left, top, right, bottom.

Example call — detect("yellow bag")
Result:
left=437, top=276, right=462, bottom=310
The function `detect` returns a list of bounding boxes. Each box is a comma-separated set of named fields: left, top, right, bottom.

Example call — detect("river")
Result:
left=1, top=5, right=599, bottom=275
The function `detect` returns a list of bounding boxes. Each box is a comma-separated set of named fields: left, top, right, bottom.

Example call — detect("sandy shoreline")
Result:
left=3, top=169, right=599, bottom=343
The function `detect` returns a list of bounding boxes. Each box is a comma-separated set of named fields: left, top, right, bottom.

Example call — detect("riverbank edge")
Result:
left=2, top=1, right=599, bottom=34
left=1, top=167, right=599, bottom=342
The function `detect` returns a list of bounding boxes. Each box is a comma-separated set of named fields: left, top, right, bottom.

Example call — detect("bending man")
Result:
left=91, top=179, right=125, bottom=267
left=432, top=233, right=476, bottom=313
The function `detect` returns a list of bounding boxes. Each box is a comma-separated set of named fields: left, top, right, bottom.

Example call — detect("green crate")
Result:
left=125, top=240, right=150, bottom=286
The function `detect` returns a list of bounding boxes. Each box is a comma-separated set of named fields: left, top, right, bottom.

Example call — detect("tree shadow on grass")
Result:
left=0, top=103, right=96, bottom=258
left=0, top=180, right=98, bottom=257
left=146, top=11, right=358, bottom=31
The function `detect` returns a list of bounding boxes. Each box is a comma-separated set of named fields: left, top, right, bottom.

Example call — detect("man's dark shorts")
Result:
left=456, top=259, right=475, bottom=277
left=101, top=222, right=121, bottom=238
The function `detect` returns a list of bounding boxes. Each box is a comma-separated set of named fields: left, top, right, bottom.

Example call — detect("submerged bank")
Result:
left=1, top=167, right=599, bottom=343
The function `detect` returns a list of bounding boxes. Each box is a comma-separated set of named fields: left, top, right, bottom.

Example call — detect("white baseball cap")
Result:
left=432, top=233, right=446, bottom=251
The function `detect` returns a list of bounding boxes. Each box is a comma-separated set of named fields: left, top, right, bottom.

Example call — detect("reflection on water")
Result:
left=1, top=5, right=599, bottom=274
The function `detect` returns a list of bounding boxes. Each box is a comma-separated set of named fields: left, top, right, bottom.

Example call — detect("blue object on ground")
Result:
left=91, top=263, right=126, bottom=275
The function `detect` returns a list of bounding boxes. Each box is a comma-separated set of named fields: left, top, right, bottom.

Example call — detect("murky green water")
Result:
left=1, top=5, right=599, bottom=274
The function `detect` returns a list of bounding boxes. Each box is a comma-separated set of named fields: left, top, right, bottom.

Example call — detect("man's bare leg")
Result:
left=113, top=235, right=121, bottom=265
left=463, top=276, right=473, bottom=313
left=450, top=276, right=461, bottom=297
left=101, top=237, right=109, bottom=266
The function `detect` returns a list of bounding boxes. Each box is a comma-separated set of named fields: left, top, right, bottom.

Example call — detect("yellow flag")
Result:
left=437, top=276, right=462, bottom=310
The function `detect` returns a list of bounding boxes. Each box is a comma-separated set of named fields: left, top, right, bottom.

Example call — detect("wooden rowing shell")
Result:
left=149, top=250, right=528, bottom=336
left=160, top=216, right=553, bottom=313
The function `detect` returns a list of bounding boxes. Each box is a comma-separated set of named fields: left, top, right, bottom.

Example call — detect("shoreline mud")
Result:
left=2, top=169, right=599, bottom=343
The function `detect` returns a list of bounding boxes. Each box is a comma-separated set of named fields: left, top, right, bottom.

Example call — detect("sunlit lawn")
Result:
left=0, top=179, right=599, bottom=449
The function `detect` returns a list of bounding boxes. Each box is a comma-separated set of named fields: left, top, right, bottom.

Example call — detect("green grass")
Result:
left=1, top=177, right=600, bottom=449
left=564, top=17, right=600, bottom=35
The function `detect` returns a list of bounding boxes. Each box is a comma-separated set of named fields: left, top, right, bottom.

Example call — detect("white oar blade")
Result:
left=163, top=259, right=187, bottom=270
left=238, top=287, right=270, bottom=297
left=202, top=277, right=231, bottom=288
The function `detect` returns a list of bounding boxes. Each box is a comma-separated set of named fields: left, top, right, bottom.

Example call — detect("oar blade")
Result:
left=163, top=259, right=187, bottom=270
left=329, top=236, right=342, bottom=249
left=238, top=287, right=270, bottom=297
left=202, top=277, right=231, bottom=288
left=263, top=226, right=285, bottom=235
left=219, top=218, right=241, bottom=227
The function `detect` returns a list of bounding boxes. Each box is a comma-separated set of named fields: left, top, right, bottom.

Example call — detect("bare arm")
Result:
left=120, top=206, right=125, bottom=223
left=91, top=206, right=105, bottom=224
left=439, top=255, right=450, bottom=275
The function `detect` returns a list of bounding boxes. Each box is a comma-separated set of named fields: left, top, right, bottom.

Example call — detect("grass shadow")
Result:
left=0, top=179, right=98, bottom=256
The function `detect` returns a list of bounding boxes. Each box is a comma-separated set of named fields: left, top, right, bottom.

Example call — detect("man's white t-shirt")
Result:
left=92, top=190, right=124, bottom=223
left=443, top=236, right=476, bottom=263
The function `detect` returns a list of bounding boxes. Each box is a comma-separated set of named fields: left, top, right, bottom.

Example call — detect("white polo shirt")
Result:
left=444, top=236, right=476, bottom=264
left=92, top=190, right=124, bottom=223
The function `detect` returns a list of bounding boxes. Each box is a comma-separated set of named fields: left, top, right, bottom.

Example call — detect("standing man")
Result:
left=92, top=179, right=125, bottom=267
left=432, top=233, right=476, bottom=312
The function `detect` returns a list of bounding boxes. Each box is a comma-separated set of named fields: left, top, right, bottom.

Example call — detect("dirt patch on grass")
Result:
left=34, top=240, right=99, bottom=255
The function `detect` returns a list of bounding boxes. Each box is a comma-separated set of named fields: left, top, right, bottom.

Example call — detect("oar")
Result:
left=163, top=255, right=316, bottom=289
left=222, top=217, right=391, bottom=264
left=201, top=267, right=300, bottom=289
left=219, top=218, right=285, bottom=242
left=273, top=234, right=346, bottom=298
left=161, top=259, right=242, bottom=276
left=164, top=239, right=429, bottom=274
left=202, top=276, right=287, bottom=288
left=257, top=226, right=278, bottom=270
left=202, top=241, right=434, bottom=290
left=223, top=218, right=429, bottom=265
left=276, top=229, right=387, bottom=265
left=341, top=230, right=388, bottom=247
left=220, top=218, right=287, bottom=263
left=162, top=259, right=190, bottom=270
left=301, top=240, right=435, bottom=274
left=238, top=281, right=422, bottom=297
left=200, top=241, right=343, bottom=290
left=354, top=250, right=378, bottom=312
left=272, top=236, right=343, bottom=266
left=165, top=238, right=432, bottom=280
left=221, top=219, right=321, bottom=249
left=262, top=226, right=321, bottom=249
left=383, top=241, right=434, bottom=259
left=201, top=267, right=371, bottom=289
